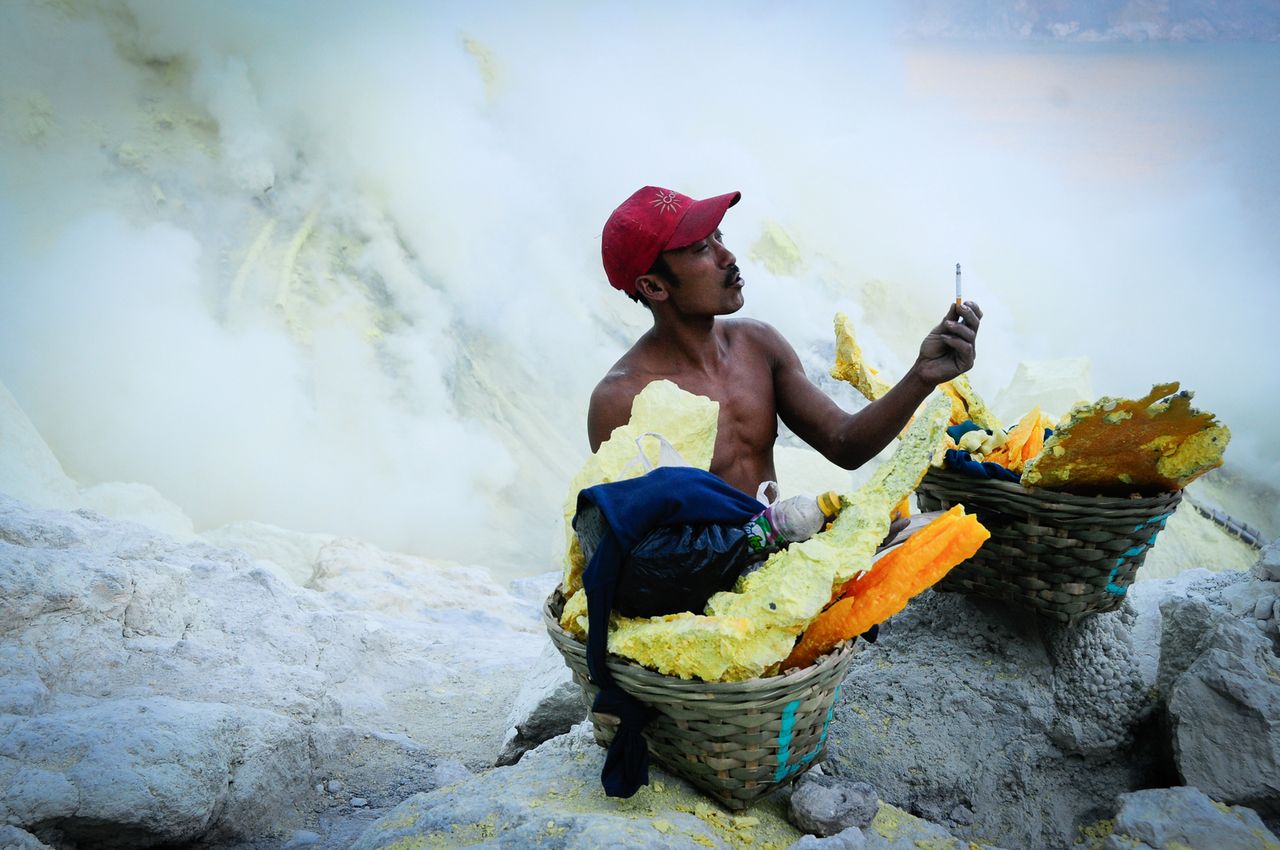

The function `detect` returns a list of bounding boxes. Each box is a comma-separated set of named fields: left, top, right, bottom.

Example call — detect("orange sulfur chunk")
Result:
left=782, top=506, right=990, bottom=671
left=986, top=406, right=1054, bottom=474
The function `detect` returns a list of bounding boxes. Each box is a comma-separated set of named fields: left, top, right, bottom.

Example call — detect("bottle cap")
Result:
left=817, top=491, right=843, bottom=521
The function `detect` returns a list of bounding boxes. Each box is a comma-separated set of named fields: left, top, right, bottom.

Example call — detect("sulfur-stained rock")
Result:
left=1022, top=382, right=1229, bottom=495
left=1101, top=786, right=1278, bottom=850
left=830, top=313, right=892, bottom=402
left=352, top=723, right=804, bottom=850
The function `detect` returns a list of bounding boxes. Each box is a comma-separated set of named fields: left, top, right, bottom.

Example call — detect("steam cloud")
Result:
left=1, top=1, right=1276, bottom=574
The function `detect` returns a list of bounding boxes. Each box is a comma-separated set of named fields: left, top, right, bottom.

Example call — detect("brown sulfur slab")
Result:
left=1021, top=382, right=1230, bottom=496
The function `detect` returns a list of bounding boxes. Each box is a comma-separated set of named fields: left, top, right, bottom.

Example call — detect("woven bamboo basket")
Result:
left=916, top=468, right=1182, bottom=624
left=544, top=587, right=858, bottom=810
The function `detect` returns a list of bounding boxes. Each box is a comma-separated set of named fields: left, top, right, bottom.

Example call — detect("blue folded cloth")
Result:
left=943, top=449, right=1022, bottom=483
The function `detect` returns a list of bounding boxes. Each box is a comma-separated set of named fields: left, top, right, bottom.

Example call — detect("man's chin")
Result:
left=720, top=294, right=746, bottom=315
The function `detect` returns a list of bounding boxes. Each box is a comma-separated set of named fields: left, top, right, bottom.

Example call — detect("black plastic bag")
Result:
left=614, top=522, right=762, bottom=617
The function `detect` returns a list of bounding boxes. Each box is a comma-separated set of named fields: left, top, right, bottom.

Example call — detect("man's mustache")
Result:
left=724, top=265, right=741, bottom=286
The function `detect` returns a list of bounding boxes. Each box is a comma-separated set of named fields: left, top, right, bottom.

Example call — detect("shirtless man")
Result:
left=588, top=186, right=983, bottom=494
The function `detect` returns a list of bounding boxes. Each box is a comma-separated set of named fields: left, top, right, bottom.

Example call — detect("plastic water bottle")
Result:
left=742, top=491, right=842, bottom=563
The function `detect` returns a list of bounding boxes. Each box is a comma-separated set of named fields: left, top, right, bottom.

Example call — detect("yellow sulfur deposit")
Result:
left=602, top=395, right=952, bottom=681
left=560, top=380, right=719, bottom=596
left=830, top=312, right=892, bottom=401
left=938, top=374, right=1003, bottom=431
left=829, top=312, right=998, bottom=434
left=1021, top=382, right=1230, bottom=495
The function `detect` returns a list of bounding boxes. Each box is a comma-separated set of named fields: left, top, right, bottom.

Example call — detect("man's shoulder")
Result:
left=587, top=360, right=657, bottom=450
left=588, top=358, right=651, bottom=415
left=721, top=317, right=791, bottom=357
left=590, top=363, right=645, bottom=398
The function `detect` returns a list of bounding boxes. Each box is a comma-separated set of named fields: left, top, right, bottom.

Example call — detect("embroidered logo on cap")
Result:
left=651, top=190, right=680, bottom=214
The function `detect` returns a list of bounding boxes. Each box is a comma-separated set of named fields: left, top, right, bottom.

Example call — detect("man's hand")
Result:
left=912, top=301, right=982, bottom=386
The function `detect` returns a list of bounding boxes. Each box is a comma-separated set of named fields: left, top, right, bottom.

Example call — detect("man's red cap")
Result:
left=601, top=186, right=741, bottom=296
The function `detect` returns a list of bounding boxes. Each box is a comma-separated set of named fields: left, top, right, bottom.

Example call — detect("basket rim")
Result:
left=543, top=586, right=857, bottom=695
left=919, top=467, right=1183, bottom=510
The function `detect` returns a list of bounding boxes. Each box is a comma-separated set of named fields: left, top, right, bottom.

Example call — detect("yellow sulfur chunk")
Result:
left=608, top=613, right=801, bottom=683
left=938, top=374, right=1004, bottom=432
left=830, top=312, right=892, bottom=401
left=559, top=587, right=589, bottom=639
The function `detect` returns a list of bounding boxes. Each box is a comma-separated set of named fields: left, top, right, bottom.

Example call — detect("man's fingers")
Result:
left=964, top=301, right=984, bottom=320
left=942, top=320, right=977, bottom=344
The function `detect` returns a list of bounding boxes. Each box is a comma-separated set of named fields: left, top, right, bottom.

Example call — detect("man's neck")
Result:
left=645, top=313, right=727, bottom=374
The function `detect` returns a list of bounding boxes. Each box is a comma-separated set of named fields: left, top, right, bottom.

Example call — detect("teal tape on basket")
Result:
left=774, top=684, right=841, bottom=782
left=1105, top=513, right=1173, bottom=595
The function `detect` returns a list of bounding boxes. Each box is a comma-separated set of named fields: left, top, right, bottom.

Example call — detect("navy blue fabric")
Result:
left=947, top=421, right=984, bottom=442
left=574, top=466, right=765, bottom=798
left=943, top=449, right=1022, bottom=483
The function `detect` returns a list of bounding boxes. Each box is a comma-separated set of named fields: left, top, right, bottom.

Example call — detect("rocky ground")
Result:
left=4, top=482, right=1279, bottom=849
left=3, top=381, right=1280, bottom=849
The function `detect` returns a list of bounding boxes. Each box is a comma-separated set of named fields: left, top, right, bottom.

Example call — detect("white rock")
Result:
left=787, top=827, right=866, bottom=849
left=1255, top=540, right=1280, bottom=583
left=823, top=588, right=1161, bottom=849
left=495, top=636, right=585, bottom=766
left=0, top=494, right=545, bottom=841
left=1255, top=597, right=1274, bottom=620
left=0, top=381, right=80, bottom=511
left=0, top=697, right=309, bottom=845
left=282, top=830, right=322, bottom=849
left=0, top=825, right=55, bottom=850
left=201, top=520, right=335, bottom=587
left=79, top=480, right=196, bottom=541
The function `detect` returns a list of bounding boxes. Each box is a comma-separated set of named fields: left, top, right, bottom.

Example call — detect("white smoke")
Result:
left=1, top=1, right=1276, bottom=574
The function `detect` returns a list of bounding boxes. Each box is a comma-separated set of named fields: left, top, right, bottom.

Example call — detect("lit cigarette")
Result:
left=955, top=263, right=962, bottom=306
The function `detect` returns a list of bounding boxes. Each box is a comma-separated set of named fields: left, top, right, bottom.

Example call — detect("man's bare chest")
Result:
left=655, top=363, right=778, bottom=450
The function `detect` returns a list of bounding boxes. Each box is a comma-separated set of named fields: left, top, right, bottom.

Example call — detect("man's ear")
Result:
left=634, top=274, right=669, bottom=303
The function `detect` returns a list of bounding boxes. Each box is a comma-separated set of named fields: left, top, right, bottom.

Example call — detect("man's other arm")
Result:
left=767, top=302, right=983, bottom=470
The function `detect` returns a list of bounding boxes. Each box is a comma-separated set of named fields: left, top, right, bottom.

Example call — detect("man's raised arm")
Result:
left=772, top=301, right=983, bottom=470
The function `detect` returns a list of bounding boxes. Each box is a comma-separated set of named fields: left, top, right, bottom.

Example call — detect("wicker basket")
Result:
left=916, top=468, right=1182, bottom=624
left=544, top=588, right=858, bottom=810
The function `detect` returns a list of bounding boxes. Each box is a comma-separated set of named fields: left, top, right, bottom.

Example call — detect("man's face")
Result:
left=656, top=229, right=745, bottom=315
